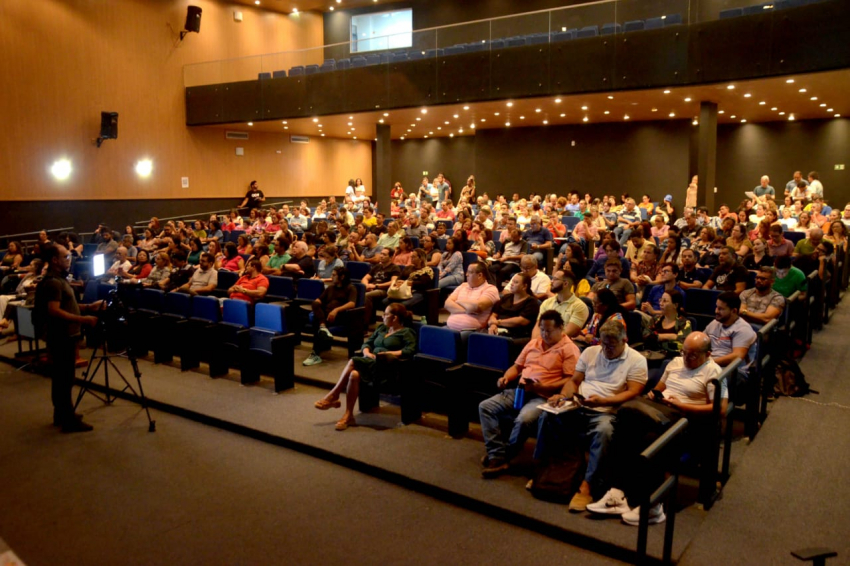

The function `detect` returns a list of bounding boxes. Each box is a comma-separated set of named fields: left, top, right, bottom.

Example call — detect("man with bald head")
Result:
left=586, top=332, right=725, bottom=525
left=753, top=175, right=775, bottom=200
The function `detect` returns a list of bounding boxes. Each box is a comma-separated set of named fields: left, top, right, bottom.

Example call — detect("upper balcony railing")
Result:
left=184, top=0, right=816, bottom=88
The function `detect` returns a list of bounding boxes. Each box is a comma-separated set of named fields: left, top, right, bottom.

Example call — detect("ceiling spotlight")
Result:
left=560, top=113, right=566, bottom=117
left=329, top=6, right=334, bottom=10
left=820, top=103, right=827, bottom=107
left=799, top=88, right=807, bottom=93
left=349, top=116, right=353, bottom=119
left=543, top=120, right=548, bottom=124
left=607, top=95, right=614, bottom=100
left=779, top=112, right=786, bottom=115
left=669, top=112, right=676, bottom=117
left=424, top=135, right=428, bottom=138
left=383, top=112, right=389, bottom=117
left=312, top=118, right=318, bottom=122
left=519, top=116, right=525, bottom=120
left=450, top=134, right=454, bottom=138
left=604, top=111, right=610, bottom=115
left=759, top=101, right=766, bottom=105
left=507, top=102, right=513, bottom=107
left=400, top=136, right=405, bottom=140
left=292, top=8, right=298, bottom=13
left=727, top=84, right=735, bottom=90
left=624, top=115, right=630, bottom=120
left=786, top=78, right=795, bottom=83
left=582, top=117, right=589, bottom=122
left=692, top=119, right=698, bottom=126
left=282, top=121, right=288, bottom=124
left=350, top=127, right=355, bottom=130
left=836, top=114, right=841, bottom=118
left=480, top=118, right=486, bottom=122
left=810, top=97, right=818, bottom=101
left=255, top=1, right=260, bottom=4
left=663, top=90, right=671, bottom=94
left=416, top=117, right=421, bottom=121
left=494, top=112, right=500, bottom=116
left=788, top=115, right=795, bottom=121
left=421, top=108, right=428, bottom=114
left=771, top=107, right=778, bottom=111
left=684, top=97, right=692, bottom=102
left=378, top=119, right=384, bottom=123
left=463, top=106, right=470, bottom=110
left=346, top=122, right=352, bottom=126
left=744, top=93, right=752, bottom=98
left=741, top=119, right=747, bottom=123
left=318, top=124, right=322, bottom=127
left=535, top=109, right=541, bottom=113
left=407, top=129, right=411, bottom=132
left=651, top=108, right=658, bottom=112
left=444, top=121, right=449, bottom=125
left=459, top=128, right=464, bottom=133
left=555, top=98, right=562, bottom=103
left=284, top=126, right=288, bottom=129
left=505, top=122, right=511, bottom=127
left=828, top=108, right=834, bottom=112
left=437, top=127, right=441, bottom=130
left=731, top=115, right=737, bottom=119
left=470, top=124, right=475, bottom=129
left=247, top=122, right=253, bottom=126
left=429, top=131, right=433, bottom=134
left=719, top=110, right=725, bottom=114
left=581, top=106, right=588, bottom=110
left=453, top=114, right=459, bottom=118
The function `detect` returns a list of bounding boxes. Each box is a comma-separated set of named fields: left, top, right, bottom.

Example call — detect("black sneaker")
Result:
left=61, top=419, right=94, bottom=433
left=53, top=412, right=83, bottom=427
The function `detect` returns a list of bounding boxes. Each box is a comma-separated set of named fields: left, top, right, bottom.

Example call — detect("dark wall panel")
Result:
left=185, top=85, right=223, bottom=126
left=438, top=52, right=491, bottom=103
left=261, top=76, right=308, bottom=119
left=388, top=59, right=438, bottom=108
left=550, top=36, right=615, bottom=93
left=715, top=119, right=850, bottom=211
left=220, top=81, right=263, bottom=123
left=614, top=28, right=688, bottom=89
left=771, top=0, right=850, bottom=75
left=688, top=15, right=773, bottom=84
left=391, top=136, right=477, bottom=198
left=490, top=44, right=550, bottom=100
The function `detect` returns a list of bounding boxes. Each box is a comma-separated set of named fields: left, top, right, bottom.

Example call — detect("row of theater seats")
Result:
left=257, top=14, right=684, bottom=81
left=720, top=0, right=827, bottom=19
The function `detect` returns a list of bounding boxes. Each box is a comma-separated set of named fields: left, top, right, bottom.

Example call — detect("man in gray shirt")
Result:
left=753, top=175, right=775, bottom=198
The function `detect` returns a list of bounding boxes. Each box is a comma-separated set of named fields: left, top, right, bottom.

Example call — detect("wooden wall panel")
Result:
left=0, top=0, right=369, bottom=203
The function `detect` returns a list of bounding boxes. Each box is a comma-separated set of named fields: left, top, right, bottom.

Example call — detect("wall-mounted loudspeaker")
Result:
left=185, top=6, right=202, bottom=34
left=97, top=112, right=118, bottom=147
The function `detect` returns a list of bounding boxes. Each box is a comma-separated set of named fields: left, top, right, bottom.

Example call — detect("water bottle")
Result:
left=513, top=385, right=525, bottom=410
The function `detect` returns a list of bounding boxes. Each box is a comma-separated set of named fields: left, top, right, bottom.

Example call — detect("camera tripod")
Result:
left=74, top=313, right=156, bottom=432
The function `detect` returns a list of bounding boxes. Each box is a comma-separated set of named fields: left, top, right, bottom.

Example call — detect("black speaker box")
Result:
left=185, top=6, right=202, bottom=34
left=100, top=112, right=118, bottom=140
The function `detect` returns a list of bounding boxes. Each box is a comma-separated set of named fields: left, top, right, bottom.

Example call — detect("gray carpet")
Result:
left=0, top=364, right=626, bottom=566
left=680, top=304, right=850, bottom=565
left=0, top=338, right=706, bottom=563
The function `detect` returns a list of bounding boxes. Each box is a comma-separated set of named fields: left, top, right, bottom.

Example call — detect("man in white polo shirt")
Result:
left=445, top=262, right=500, bottom=333
left=533, top=271, right=589, bottom=339
left=534, top=320, right=647, bottom=512
left=505, top=255, right=552, bottom=301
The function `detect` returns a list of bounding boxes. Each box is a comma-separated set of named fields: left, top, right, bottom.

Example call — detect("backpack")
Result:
left=575, top=278, right=591, bottom=298
left=773, top=358, right=813, bottom=397
left=530, top=444, right=586, bottom=503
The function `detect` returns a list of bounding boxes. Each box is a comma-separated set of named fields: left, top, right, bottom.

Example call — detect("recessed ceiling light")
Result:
left=519, top=116, right=525, bottom=120
left=692, top=119, right=698, bottom=126
left=730, top=115, right=736, bottom=119
left=684, top=97, right=692, bottom=102
left=378, top=119, right=384, bottom=123
left=820, top=103, right=827, bottom=107
left=771, top=107, right=778, bottom=111
left=255, top=1, right=260, bottom=5
left=449, top=134, right=454, bottom=138
left=604, top=111, right=610, bottom=115
left=543, top=120, right=548, bottom=124
left=480, top=118, right=486, bottom=122
left=582, top=117, right=589, bottom=122
left=810, top=97, right=818, bottom=101
left=555, top=98, right=562, bottom=103
left=400, top=136, right=405, bottom=140
left=424, top=135, right=429, bottom=138
left=494, top=112, right=500, bottom=116
left=836, top=114, right=842, bottom=118
left=505, top=122, right=511, bottom=127
left=350, top=127, right=355, bottom=130
left=669, top=112, right=676, bottom=117
left=663, top=90, right=671, bottom=94
left=410, top=123, right=415, bottom=127
left=349, top=116, right=353, bottom=119
left=624, top=115, right=630, bottom=120
left=429, top=131, right=433, bottom=134
left=437, top=126, right=442, bottom=130
left=444, top=121, right=449, bottom=125
left=463, top=106, right=470, bottom=110
left=347, top=122, right=352, bottom=126
left=744, top=93, right=752, bottom=98
left=828, top=108, right=834, bottom=112
left=799, top=88, right=807, bottom=93
left=284, top=126, right=288, bottom=129
left=383, top=112, right=389, bottom=117
left=759, top=101, right=766, bottom=105
left=718, top=110, right=725, bottom=114
left=788, top=115, right=795, bottom=121
left=346, top=131, right=350, bottom=135
left=727, top=84, right=735, bottom=89
left=607, top=95, right=614, bottom=100
left=786, top=78, right=795, bottom=83
left=459, top=128, right=464, bottom=133
left=741, top=119, right=747, bottom=123
left=470, top=124, right=475, bottom=129
left=779, top=112, right=786, bottom=115
left=416, top=117, right=421, bottom=121
left=407, top=129, right=411, bottom=132
left=329, top=6, right=334, bottom=10
left=506, top=102, right=513, bottom=107
left=581, top=106, right=588, bottom=110
left=560, top=113, right=566, bottom=117
left=247, top=122, right=253, bottom=126
left=312, top=118, right=318, bottom=122
left=292, top=7, right=298, bottom=12
left=421, top=108, right=428, bottom=114
left=535, top=108, right=541, bottom=113
left=318, top=124, right=323, bottom=128
left=651, top=108, right=658, bottom=112
left=453, top=114, right=459, bottom=118
left=282, top=121, right=288, bottom=124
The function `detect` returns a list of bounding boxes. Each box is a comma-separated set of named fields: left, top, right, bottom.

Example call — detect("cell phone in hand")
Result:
left=651, top=390, right=664, bottom=401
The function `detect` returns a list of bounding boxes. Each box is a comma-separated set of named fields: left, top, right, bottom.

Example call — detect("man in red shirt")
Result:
left=228, top=259, right=268, bottom=303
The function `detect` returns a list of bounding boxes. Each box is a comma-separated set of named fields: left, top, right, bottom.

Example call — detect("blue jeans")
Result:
left=534, top=408, right=616, bottom=492
left=479, top=389, right=545, bottom=463
left=438, top=272, right=464, bottom=288
left=614, top=226, right=632, bottom=246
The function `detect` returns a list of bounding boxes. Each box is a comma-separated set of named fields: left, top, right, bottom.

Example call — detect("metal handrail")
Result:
left=133, top=200, right=295, bottom=225
left=0, top=226, right=75, bottom=241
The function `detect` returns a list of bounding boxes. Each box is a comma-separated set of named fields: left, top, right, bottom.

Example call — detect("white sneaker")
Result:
left=302, top=353, right=323, bottom=366
left=319, top=327, right=333, bottom=339
left=622, top=503, right=666, bottom=526
left=586, top=488, right=629, bottom=515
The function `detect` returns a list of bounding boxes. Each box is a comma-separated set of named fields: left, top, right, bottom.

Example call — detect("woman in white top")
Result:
left=354, top=178, right=367, bottom=202
left=780, top=208, right=798, bottom=230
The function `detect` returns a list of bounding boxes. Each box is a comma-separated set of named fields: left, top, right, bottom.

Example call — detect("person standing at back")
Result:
left=35, top=244, right=101, bottom=433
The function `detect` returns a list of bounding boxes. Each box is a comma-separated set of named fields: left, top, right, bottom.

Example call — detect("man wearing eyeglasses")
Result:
left=505, top=255, right=551, bottom=301
left=739, top=267, right=785, bottom=325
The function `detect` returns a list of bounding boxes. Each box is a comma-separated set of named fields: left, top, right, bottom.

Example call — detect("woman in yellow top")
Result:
left=362, top=207, right=378, bottom=228
left=638, top=195, right=655, bottom=217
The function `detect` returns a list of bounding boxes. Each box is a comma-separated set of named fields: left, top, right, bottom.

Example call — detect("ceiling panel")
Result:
left=230, top=0, right=405, bottom=15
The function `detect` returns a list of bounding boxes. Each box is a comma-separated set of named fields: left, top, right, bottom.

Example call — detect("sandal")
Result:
left=335, top=417, right=356, bottom=431
left=314, top=397, right=341, bottom=410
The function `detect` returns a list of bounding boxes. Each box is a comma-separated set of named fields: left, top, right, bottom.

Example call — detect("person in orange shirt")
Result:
left=479, top=310, right=580, bottom=478
left=228, top=259, right=268, bottom=303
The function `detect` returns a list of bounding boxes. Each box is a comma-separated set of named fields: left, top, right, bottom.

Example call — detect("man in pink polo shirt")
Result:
left=444, top=262, right=500, bottom=332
